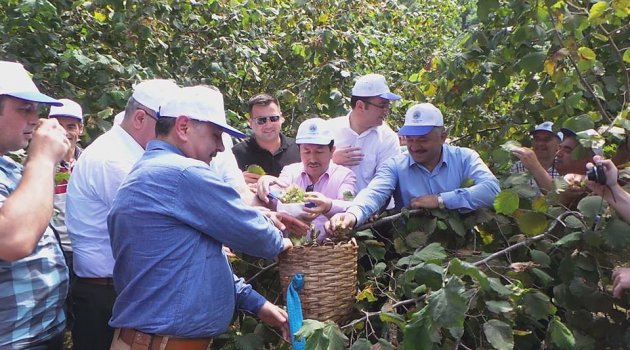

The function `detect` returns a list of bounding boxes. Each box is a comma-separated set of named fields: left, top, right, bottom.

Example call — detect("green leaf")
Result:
left=602, top=218, right=630, bottom=248
left=322, top=321, right=348, bottom=349
left=405, top=231, right=428, bottom=248
left=624, top=49, right=630, bottom=64
left=415, top=242, right=447, bottom=262
left=577, top=196, right=605, bottom=220
left=234, top=333, right=264, bottom=350
left=494, top=190, right=520, bottom=215
left=380, top=312, right=406, bottom=328
left=553, top=232, right=582, bottom=246
left=549, top=316, right=576, bottom=349
left=449, top=258, right=490, bottom=291
left=500, top=140, right=522, bottom=152
left=486, top=300, right=513, bottom=314
left=531, top=268, right=555, bottom=287
left=530, top=250, right=551, bottom=267
left=350, top=339, right=371, bottom=350
left=517, top=52, right=546, bottom=73
left=295, top=319, right=326, bottom=339
left=522, top=291, right=555, bottom=320
left=483, top=319, right=514, bottom=350
left=517, top=212, right=548, bottom=236
left=427, top=277, right=467, bottom=332
left=448, top=216, right=467, bottom=237
left=489, top=277, right=512, bottom=295
left=478, top=0, right=500, bottom=21
left=588, top=2, right=608, bottom=23
left=578, top=47, right=597, bottom=61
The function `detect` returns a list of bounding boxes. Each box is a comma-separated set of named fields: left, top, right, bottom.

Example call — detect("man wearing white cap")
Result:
left=66, top=79, right=180, bottom=349
left=510, top=121, right=560, bottom=193
left=328, top=103, right=500, bottom=231
left=0, top=61, right=70, bottom=348
left=107, top=86, right=291, bottom=349
left=327, top=73, right=401, bottom=193
left=256, top=118, right=357, bottom=241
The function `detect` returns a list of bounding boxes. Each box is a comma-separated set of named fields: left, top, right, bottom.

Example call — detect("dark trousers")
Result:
left=27, top=332, right=64, bottom=350
left=71, top=278, right=116, bottom=350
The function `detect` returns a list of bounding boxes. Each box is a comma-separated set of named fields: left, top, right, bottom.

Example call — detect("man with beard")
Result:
left=327, top=103, right=500, bottom=231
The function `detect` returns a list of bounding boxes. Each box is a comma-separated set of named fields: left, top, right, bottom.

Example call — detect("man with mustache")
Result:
left=107, top=86, right=292, bottom=349
left=327, top=103, right=500, bottom=231
left=256, top=118, right=356, bottom=242
left=510, top=121, right=560, bottom=193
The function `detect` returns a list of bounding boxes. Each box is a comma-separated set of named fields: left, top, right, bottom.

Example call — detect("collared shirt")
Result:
left=511, top=161, right=560, bottom=191
left=0, top=156, right=68, bottom=347
left=327, top=113, right=401, bottom=191
left=232, top=133, right=300, bottom=176
left=66, top=125, right=144, bottom=278
left=108, top=140, right=284, bottom=337
left=52, top=145, right=83, bottom=252
left=277, top=162, right=356, bottom=240
left=346, top=145, right=500, bottom=225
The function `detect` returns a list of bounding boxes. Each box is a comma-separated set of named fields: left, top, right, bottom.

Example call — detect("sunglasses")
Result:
left=363, top=100, right=390, bottom=109
left=254, top=115, right=281, bottom=125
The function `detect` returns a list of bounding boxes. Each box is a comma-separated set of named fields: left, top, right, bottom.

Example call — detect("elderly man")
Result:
left=327, top=73, right=401, bottom=192
left=66, top=79, right=180, bottom=349
left=257, top=118, right=356, bottom=241
left=233, top=93, right=300, bottom=187
left=328, top=103, right=500, bottom=230
left=0, top=61, right=70, bottom=348
left=510, top=121, right=560, bottom=193
left=107, top=86, right=291, bottom=349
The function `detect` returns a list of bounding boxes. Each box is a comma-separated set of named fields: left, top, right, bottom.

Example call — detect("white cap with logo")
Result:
left=48, top=98, right=83, bottom=122
left=398, top=103, right=444, bottom=136
left=296, top=118, right=334, bottom=145
left=158, top=86, right=246, bottom=138
left=352, top=73, right=401, bottom=100
left=132, top=79, right=180, bottom=112
left=0, top=61, right=62, bottom=106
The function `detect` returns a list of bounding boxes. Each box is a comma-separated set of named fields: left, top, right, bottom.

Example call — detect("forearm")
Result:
left=529, top=165, right=553, bottom=193
left=604, top=184, right=630, bottom=223
left=234, top=275, right=267, bottom=315
left=0, top=156, right=56, bottom=261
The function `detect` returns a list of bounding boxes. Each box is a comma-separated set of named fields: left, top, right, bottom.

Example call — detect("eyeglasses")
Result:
left=254, top=115, right=281, bottom=125
left=363, top=100, right=390, bottom=110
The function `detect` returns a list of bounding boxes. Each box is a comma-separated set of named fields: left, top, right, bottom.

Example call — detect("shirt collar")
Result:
left=408, top=145, right=448, bottom=170
left=146, top=139, right=186, bottom=157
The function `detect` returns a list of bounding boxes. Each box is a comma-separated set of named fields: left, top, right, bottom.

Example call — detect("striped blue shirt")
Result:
left=0, top=156, right=68, bottom=348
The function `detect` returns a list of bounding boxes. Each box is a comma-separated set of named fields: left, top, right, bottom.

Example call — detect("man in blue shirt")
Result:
left=107, top=86, right=292, bottom=349
left=328, top=103, right=500, bottom=230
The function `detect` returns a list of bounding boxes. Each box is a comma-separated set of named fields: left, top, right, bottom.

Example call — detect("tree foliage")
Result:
left=3, top=0, right=630, bottom=349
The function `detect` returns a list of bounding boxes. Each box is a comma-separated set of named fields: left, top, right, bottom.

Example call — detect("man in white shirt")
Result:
left=65, top=79, right=180, bottom=350
left=327, top=73, right=401, bottom=192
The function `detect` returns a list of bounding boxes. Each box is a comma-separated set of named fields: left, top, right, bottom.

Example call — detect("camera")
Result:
left=586, top=162, right=607, bottom=185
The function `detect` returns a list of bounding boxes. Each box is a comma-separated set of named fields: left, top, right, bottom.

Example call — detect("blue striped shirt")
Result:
left=0, top=156, right=68, bottom=348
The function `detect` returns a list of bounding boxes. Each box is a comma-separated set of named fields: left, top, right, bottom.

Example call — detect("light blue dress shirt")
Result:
left=108, top=140, right=284, bottom=337
left=347, top=144, right=500, bottom=225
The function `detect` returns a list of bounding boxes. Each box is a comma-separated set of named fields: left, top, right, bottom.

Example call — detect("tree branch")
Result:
left=245, top=262, right=277, bottom=284
left=353, top=209, right=427, bottom=232
left=547, top=7, right=613, bottom=123
left=340, top=298, right=419, bottom=330
left=598, top=24, right=630, bottom=107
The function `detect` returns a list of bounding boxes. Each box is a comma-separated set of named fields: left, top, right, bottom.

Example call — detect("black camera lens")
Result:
left=586, top=163, right=607, bottom=185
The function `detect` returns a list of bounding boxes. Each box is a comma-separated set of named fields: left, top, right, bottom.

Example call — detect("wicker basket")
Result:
left=278, top=239, right=358, bottom=323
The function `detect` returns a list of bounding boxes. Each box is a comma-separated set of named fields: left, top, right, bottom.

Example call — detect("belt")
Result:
left=77, top=277, right=114, bottom=286
left=118, top=328, right=212, bottom=350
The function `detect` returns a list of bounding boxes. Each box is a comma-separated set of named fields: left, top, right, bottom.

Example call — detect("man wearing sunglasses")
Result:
left=327, top=74, right=402, bottom=195
left=232, top=94, right=300, bottom=189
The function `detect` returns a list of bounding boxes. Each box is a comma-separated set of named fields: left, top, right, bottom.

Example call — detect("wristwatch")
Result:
left=437, top=194, right=445, bottom=209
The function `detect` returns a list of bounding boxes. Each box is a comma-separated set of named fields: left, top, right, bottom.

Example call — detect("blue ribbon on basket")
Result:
left=287, top=273, right=305, bottom=350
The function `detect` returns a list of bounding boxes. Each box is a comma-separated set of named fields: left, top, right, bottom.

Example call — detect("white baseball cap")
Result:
left=158, top=86, right=246, bottom=138
left=296, top=118, right=333, bottom=145
left=398, top=103, right=444, bottom=136
left=531, top=121, right=559, bottom=139
left=0, top=61, right=62, bottom=106
left=48, top=98, right=83, bottom=121
left=132, top=79, right=180, bottom=112
left=352, top=73, right=401, bottom=100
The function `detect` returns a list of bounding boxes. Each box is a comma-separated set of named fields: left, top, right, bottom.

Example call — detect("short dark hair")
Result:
left=155, top=117, right=177, bottom=136
left=350, top=95, right=373, bottom=109
left=248, top=94, right=280, bottom=115
left=298, top=140, right=335, bottom=151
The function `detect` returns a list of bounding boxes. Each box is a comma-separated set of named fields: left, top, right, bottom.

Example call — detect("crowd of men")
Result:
left=0, top=59, right=629, bottom=350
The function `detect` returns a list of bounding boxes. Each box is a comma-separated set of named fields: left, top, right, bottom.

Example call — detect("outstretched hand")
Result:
left=257, top=301, right=291, bottom=342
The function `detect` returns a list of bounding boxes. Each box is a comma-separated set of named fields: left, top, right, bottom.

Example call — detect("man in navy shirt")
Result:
left=107, top=86, right=292, bottom=349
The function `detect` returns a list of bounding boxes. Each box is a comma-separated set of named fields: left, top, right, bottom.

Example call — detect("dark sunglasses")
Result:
left=254, top=115, right=281, bottom=125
